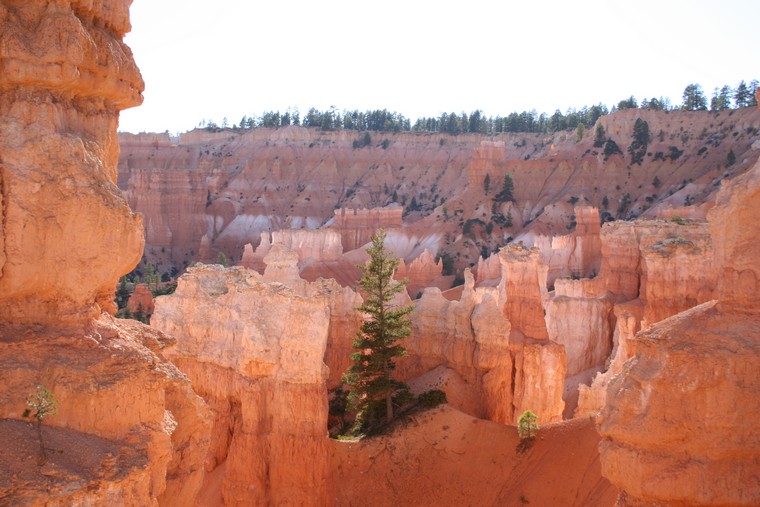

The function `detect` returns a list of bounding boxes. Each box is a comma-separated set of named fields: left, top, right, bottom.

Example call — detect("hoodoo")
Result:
left=0, top=2, right=210, bottom=505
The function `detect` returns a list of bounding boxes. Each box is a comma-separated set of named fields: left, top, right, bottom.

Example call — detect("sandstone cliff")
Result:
left=152, top=260, right=349, bottom=506
left=0, top=2, right=211, bottom=505
left=597, top=155, right=760, bottom=505
left=1, top=0, right=144, bottom=325
left=118, top=108, right=760, bottom=278
left=572, top=218, right=718, bottom=417
left=398, top=270, right=565, bottom=425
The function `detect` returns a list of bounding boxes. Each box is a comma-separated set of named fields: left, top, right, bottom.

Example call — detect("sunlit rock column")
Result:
left=0, top=0, right=144, bottom=327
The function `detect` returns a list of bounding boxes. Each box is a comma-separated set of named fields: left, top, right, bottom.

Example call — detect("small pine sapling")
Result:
left=516, top=410, right=539, bottom=454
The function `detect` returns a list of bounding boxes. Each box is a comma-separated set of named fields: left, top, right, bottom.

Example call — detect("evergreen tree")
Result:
left=593, top=123, right=606, bottom=148
left=342, top=229, right=412, bottom=431
left=734, top=81, right=751, bottom=107
left=116, top=276, right=130, bottom=310
left=617, top=96, right=638, bottom=110
left=710, top=85, right=732, bottom=111
left=483, top=173, right=491, bottom=194
left=682, top=84, right=707, bottom=111
left=749, top=80, right=759, bottom=107
left=628, top=118, right=650, bottom=165
left=494, top=174, right=515, bottom=203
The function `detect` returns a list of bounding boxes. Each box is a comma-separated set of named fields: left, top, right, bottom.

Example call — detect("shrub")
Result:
left=668, top=146, right=684, bottom=161
left=727, top=149, right=736, bottom=166
left=418, top=389, right=447, bottom=408
left=463, top=218, right=485, bottom=235
left=603, top=138, right=622, bottom=157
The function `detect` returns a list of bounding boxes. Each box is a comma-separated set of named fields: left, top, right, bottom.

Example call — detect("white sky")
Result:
left=119, top=0, right=760, bottom=134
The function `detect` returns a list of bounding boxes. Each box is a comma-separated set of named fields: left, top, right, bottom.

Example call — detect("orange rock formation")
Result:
left=399, top=270, right=565, bottom=425
left=0, top=0, right=144, bottom=325
left=331, top=205, right=403, bottom=251
left=118, top=108, right=760, bottom=277
left=0, top=2, right=211, bottom=504
left=598, top=157, right=760, bottom=506
left=499, top=244, right=549, bottom=340
left=152, top=256, right=361, bottom=505
left=127, top=282, right=155, bottom=316
left=395, top=248, right=452, bottom=298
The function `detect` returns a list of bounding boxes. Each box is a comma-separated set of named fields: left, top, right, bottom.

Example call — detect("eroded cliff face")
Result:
left=571, top=219, right=717, bottom=417
left=398, top=271, right=565, bottom=425
left=0, top=0, right=144, bottom=326
left=597, top=156, right=760, bottom=506
left=118, top=108, right=760, bottom=277
left=152, top=261, right=345, bottom=506
left=0, top=2, right=211, bottom=505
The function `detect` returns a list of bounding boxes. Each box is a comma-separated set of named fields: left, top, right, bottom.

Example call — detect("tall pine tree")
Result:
left=342, top=228, right=412, bottom=431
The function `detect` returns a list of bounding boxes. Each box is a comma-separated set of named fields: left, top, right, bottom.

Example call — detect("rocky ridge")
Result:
left=118, top=108, right=760, bottom=277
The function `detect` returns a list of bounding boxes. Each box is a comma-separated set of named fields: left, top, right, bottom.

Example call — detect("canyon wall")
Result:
left=598, top=156, right=760, bottom=506
left=0, top=1, right=211, bottom=505
left=118, top=108, right=760, bottom=276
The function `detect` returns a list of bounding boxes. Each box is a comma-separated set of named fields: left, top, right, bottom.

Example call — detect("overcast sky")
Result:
left=118, top=0, right=760, bottom=134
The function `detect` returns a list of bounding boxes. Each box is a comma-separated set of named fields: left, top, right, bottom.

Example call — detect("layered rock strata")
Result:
left=0, top=0, right=144, bottom=326
left=0, top=2, right=211, bottom=504
left=119, top=108, right=760, bottom=275
left=598, top=158, right=760, bottom=506
left=331, top=205, right=403, bottom=251
left=152, top=260, right=352, bottom=505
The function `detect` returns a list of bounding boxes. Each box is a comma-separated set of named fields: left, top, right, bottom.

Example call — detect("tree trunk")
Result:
left=384, top=360, right=393, bottom=424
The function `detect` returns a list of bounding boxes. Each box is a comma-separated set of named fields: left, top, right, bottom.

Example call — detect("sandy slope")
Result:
left=330, top=406, right=618, bottom=507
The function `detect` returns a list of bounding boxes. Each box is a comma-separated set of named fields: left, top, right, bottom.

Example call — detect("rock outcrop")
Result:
left=127, top=283, right=155, bottom=316
left=152, top=261, right=344, bottom=506
left=0, top=0, right=144, bottom=326
left=598, top=158, right=760, bottom=506
left=395, top=248, right=451, bottom=298
left=399, top=271, right=565, bottom=424
left=573, top=219, right=718, bottom=417
left=0, top=317, right=212, bottom=506
left=0, top=2, right=211, bottom=505
left=535, top=205, right=602, bottom=287
left=499, top=244, right=549, bottom=340
left=331, top=205, right=403, bottom=251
